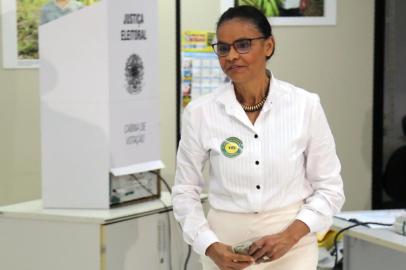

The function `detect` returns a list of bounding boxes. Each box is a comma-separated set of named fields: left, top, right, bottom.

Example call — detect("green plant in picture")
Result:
left=238, top=0, right=283, bottom=17
left=78, top=0, right=97, bottom=4
left=16, top=0, right=100, bottom=60
left=17, top=0, right=48, bottom=59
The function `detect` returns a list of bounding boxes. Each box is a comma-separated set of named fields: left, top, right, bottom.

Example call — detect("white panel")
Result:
left=107, top=0, right=159, bottom=102
left=110, top=100, right=161, bottom=169
left=40, top=1, right=110, bottom=209
left=106, top=0, right=161, bottom=170
left=104, top=213, right=168, bottom=270
left=39, top=1, right=109, bottom=103
left=39, top=0, right=161, bottom=208
left=111, top=160, right=164, bottom=176
left=1, top=0, right=17, bottom=68
left=0, top=217, right=100, bottom=270
left=41, top=102, right=110, bottom=209
left=344, top=236, right=406, bottom=270
left=104, top=211, right=203, bottom=270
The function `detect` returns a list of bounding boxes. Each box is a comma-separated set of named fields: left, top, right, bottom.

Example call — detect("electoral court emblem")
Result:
left=221, top=137, right=243, bottom=158
left=125, top=54, right=144, bottom=95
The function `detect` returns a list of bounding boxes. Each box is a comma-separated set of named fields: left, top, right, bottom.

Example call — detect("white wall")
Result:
left=0, top=0, right=375, bottom=211
left=271, top=0, right=375, bottom=210
left=157, top=0, right=177, bottom=193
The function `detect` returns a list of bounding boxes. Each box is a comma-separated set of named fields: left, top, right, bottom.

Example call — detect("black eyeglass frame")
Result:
left=211, top=36, right=269, bottom=56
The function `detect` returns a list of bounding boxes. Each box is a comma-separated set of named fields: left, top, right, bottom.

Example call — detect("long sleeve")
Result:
left=296, top=95, right=345, bottom=232
left=172, top=106, right=219, bottom=255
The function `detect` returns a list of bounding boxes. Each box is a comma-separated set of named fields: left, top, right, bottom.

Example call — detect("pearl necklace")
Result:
left=239, top=77, right=270, bottom=112
left=241, top=95, right=268, bottom=112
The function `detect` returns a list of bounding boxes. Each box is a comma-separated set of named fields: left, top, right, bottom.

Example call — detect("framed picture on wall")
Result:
left=220, top=0, right=336, bottom=26
left=1, top=0, right=99, bottom=69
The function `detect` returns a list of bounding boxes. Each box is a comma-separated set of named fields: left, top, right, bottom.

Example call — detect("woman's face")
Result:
left=216, top=18, right=274, bottom=84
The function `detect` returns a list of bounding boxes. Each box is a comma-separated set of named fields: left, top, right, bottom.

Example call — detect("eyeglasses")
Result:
left=211, top=36, right=267, bottom=57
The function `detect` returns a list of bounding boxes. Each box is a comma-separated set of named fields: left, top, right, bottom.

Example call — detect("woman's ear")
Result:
left=265, top=36, right=275, bottom=58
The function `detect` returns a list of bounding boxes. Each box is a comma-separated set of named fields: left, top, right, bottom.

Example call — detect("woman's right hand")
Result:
left=205, top=242, right=255, bottom=270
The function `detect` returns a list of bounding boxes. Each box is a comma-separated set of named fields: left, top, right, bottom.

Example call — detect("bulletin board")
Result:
left=179, top=30, right=227, bottom=121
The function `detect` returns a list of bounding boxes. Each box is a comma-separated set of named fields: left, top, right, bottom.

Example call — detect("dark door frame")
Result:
left=371, top=0, right=386, bottom=209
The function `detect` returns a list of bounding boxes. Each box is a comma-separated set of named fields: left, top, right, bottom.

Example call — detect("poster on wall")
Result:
left=1, top=0, right=99, bottom=69
left=182, top=52, right=227, bottom=108
left=181, top=31, right=228, bottom=110
left=220, top=0, right=336, bottom=25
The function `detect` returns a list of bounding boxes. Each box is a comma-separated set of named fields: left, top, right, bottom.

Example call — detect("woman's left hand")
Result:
left=247, top=231, right=296, bottom=263
left=247, top=219, right=310, bottom=263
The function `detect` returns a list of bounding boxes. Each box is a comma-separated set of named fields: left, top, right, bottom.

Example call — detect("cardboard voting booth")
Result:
left=39, top=0, right=163, bottom=209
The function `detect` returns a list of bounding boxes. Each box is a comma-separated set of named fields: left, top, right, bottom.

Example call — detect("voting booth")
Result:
left=39, top=0, right=163, bottom=209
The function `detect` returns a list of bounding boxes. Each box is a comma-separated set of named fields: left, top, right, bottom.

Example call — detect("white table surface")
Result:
left=333, top=215, right=406, bottom=253
left=0, top=191, right=208, bottom=225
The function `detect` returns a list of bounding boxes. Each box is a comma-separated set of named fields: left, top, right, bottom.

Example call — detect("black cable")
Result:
left=130, top=174, right=155, bottom=195
left=154, top=172, right=175, bottom=270
left=332, top=220, right=393, bottom=269
left=155, top=172, right=193, bottom=270
left=131, top=173, right=173, bottom=270
left=184, top=244, right=192, bottom=270
left=159, top=197, right=173, bottom=270
left=151, top=171, right=172, bottom=193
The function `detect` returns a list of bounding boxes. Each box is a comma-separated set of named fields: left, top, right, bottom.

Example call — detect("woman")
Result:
left=172, top=5, right=345, bottom=270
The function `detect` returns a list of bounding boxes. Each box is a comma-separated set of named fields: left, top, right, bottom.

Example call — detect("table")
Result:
left=0, top=192, right=207, bottom=270
left=333, top=216, right=406, bottom=270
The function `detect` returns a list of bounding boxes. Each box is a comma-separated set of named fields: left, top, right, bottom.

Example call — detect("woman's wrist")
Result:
left=205, top=242, right=221, bottom=256
left=284, top=219, right=310, bottom=243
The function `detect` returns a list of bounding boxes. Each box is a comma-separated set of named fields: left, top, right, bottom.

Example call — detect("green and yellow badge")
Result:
left=221, top=137, right=243, bottom=158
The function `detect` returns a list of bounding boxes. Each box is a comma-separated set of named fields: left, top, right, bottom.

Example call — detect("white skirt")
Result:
left=200, top=201, right=318, bottom=270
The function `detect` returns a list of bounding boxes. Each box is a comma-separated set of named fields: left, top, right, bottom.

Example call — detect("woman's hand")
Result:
left=247, top=231, right=296, bottom=263
left=206, top=242, right=255, bottom=270
left=247, top=220, right=310, bottom=263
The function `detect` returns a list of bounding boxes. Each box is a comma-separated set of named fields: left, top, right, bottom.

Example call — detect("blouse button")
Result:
left=254, top=134, right=258, bottom=139
left=255, top=161, right=259, bottom=165
left=256, top=185, right=261, bottom=190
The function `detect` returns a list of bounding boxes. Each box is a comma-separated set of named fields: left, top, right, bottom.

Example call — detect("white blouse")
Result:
left=172, top=74, right=345, bottom=256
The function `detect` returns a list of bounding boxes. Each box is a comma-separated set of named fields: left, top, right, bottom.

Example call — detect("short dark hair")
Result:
left=216, top=5, right=274, bottom=59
